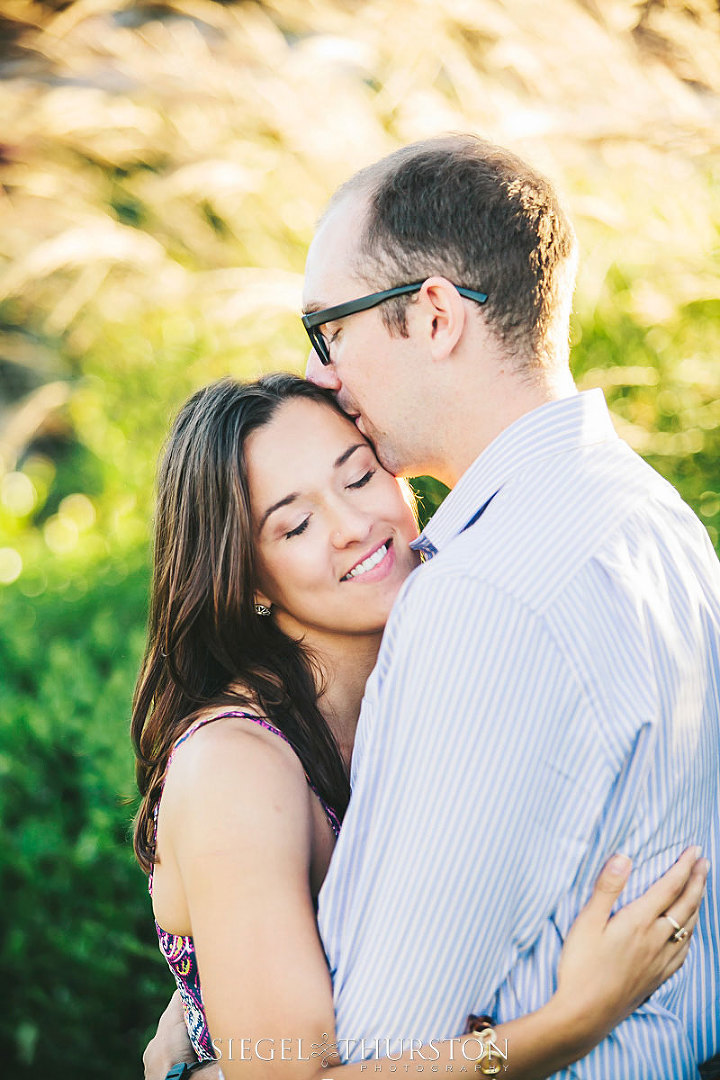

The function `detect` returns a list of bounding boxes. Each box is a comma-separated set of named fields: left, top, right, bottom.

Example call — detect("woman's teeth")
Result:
left=344, top=543, right=388, bottom=580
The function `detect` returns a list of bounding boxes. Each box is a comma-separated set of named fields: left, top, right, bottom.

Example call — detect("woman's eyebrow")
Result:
left=258, top=492, right=299, bottom=533
left=334, top=443, right=366, bottom=468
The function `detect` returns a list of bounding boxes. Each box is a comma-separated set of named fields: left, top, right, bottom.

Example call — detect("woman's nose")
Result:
left=329, top=501, right=373, bottom=549
left=306, top=347, right=342, bottom=391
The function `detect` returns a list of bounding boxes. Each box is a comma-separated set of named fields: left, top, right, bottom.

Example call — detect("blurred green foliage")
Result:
left=0, top=0, right=718, bottom=1076
left=0, top=552, right=163, bottom=1077
left=574, top=294, right=720, bottom=551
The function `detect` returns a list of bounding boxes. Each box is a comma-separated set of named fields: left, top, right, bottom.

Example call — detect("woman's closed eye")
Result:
left=285, top=517, right=310, bottom=539
left=281, top=468, right=375, bottom=537
left=347, top=469, right=375, bottom=490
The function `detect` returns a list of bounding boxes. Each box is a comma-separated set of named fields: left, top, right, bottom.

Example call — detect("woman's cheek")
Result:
left=293, top=546, right=323, bottom=589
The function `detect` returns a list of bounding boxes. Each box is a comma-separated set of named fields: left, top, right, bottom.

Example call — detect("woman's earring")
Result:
left=254, top=603, right=272, bottom=617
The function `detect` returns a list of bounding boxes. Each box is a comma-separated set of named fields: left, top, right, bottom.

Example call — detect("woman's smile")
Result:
left=340, top=538, right=394, bottom=582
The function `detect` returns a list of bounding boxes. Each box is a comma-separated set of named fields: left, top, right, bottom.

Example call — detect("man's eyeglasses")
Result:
left=302, top=280, right=488, bottom=366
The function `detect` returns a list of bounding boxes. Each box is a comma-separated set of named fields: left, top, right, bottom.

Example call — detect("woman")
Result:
left=133, top=374, right=706, bottom=1080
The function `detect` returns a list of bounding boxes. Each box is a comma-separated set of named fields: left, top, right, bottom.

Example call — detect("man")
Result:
left=148, top=136, right=720, bottom=1077
left=301, top=136, right=720, bottom=1077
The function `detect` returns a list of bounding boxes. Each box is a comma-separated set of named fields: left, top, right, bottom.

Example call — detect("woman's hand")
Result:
left=143, top=990, right=199, bottom=1080
left=555, top=846, right=709, bottom=1037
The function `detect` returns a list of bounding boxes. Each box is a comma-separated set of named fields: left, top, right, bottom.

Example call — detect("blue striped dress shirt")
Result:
left=317, top=389, right=720, bottom=1079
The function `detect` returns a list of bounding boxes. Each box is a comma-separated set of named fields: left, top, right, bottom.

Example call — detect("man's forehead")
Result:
left=303, top=194, right=368, bottom=308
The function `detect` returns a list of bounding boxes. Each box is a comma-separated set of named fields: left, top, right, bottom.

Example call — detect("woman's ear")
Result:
left=253, top=592, right=272, bottom=617
left=254, top=590, right=272, bottom=610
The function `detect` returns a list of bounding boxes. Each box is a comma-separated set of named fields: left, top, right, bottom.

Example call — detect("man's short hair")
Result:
left=329, top=135, right=578, bottom=370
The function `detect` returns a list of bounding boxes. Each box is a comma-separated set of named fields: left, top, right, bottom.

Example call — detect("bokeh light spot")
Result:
left=0, top=548, right=23, bottom=585
left=1, top=473, right=37, bottom=517
left=44, top=516, right=80, bottom=554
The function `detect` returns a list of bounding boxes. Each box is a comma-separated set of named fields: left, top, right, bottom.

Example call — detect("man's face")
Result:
left=303, top=197, right=422, bottom=477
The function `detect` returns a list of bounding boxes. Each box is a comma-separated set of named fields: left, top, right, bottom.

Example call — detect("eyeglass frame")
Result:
left=301, top=280, right=488, bottom=366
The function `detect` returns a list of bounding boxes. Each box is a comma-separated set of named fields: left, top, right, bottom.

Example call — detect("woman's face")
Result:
left=247, top=397, right=421, bottom=641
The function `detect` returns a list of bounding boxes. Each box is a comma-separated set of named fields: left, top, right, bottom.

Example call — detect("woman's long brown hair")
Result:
left=132, top=374, right=351, bottom=873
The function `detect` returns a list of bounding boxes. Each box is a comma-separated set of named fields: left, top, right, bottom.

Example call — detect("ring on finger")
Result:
left=663, top=913, right=690, bottom=943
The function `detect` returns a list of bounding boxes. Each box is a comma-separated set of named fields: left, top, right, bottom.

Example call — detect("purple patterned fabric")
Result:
left=148, top=709, right=341, bottom=1060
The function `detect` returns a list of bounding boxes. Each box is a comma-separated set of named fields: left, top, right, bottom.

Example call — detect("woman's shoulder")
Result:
left=161, top=709, right=314, bottom=848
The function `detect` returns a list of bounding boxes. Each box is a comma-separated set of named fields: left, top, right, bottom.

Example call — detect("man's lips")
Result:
left=338, top=402, right=363, bottom=431
left=340, top=538, right=393, bottom=581
left=345, top=412, right=367, bottom=438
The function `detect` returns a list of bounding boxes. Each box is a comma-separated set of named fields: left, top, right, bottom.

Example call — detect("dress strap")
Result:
left=167, top=709, right=290, bottom=772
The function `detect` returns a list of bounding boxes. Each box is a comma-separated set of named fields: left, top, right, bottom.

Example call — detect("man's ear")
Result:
left=420, top=276, right=467, bottom=361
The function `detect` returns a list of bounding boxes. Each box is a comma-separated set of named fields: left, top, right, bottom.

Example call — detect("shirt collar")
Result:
left=411, top=389, right=617, bottom=556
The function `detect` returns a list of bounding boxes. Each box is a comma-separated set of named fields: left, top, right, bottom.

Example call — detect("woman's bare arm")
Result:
left=163, top=722, right=337, bottom=1079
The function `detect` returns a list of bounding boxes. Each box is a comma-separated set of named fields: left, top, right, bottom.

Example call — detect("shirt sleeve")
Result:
left=317, top=569, right=613, bottom=1060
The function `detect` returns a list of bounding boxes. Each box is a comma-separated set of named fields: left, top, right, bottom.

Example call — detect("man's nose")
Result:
left=306, top=347, right=341, bottom=390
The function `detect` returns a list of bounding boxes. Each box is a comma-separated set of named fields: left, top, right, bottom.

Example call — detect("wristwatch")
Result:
left=164, top=1063, right=209, bottom=1079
